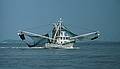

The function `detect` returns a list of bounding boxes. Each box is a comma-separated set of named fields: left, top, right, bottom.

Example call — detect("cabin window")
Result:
left=61, top=37, right=62, bottom=40
left=66, top=37, right=69, bottom=39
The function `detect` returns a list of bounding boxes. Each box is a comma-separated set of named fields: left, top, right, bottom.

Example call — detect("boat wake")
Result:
left=0, top=47, right=80, bottom=49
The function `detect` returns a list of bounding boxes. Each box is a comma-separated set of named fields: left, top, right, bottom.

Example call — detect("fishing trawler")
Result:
left=18, top=18, right=100, bottom=49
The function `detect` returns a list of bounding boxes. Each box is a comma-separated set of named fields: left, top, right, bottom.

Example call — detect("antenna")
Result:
left=58, top=17, right=63, bottom=23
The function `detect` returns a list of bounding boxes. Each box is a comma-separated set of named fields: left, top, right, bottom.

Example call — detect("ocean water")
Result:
left=0, top=41, right=120, bottom=69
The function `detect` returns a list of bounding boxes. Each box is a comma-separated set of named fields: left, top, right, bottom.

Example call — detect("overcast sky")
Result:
left=0, top=0, right=120, bottom=41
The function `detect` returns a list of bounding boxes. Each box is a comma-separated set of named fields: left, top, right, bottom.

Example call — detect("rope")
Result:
left=18, top=40, right=23, bottom=47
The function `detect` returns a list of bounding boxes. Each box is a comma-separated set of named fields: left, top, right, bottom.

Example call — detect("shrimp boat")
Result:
left=18, top=18, right=100, bottom=49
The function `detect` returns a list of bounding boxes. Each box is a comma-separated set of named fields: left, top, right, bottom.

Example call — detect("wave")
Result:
left=0, top=47, right=44, bottom=49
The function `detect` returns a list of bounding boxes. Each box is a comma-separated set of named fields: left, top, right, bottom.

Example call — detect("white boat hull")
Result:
left=45, top=43, right=74, bottom=49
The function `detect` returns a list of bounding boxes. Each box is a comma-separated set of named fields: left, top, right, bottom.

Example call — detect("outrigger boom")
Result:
left=18, top=18, right=100, bottom=48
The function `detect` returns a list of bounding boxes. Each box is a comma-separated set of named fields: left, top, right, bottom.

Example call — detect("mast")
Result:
left=58, top=18, right=63, bottom=36
left=52, top=18, right=63, bottom=43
